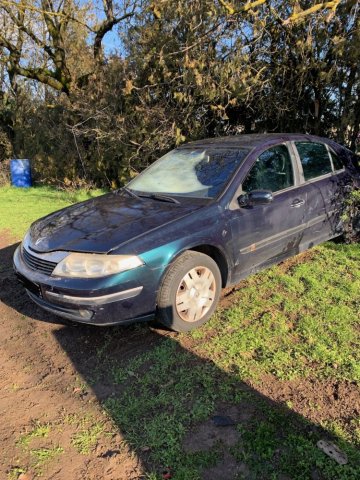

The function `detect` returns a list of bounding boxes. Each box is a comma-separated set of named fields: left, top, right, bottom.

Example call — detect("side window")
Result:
left=242, top=145, right=294, bottom=193
left=295, top=142, right=332, bottom=181
left=329, top=150, right=344, bottom=171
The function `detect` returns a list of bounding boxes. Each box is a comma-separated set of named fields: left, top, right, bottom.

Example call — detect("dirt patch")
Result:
left=0, top=229, right=17, bottom=247
left=183, top=420, right=239, bottom=454
left=0, top=236, right=153, bottom=479
left=277, top=249, right=317, bottom=273
left=0, top=293, right=146, bottom=479
left=182, top=403, right=255, bottom=479
left=201, top=452, right=249, bottom=480
left=219, top=280, right=248, bottom=310
left=252, top=374, right=360, bottom=426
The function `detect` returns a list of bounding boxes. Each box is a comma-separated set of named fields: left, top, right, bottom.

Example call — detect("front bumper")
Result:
left=13, top=245, right=157, bottom=325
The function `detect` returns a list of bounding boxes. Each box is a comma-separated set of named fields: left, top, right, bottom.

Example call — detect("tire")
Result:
left=156, top=251, right=222, bottom=332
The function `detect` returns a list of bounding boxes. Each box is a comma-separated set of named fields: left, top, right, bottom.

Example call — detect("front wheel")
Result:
left=156, top=251, right=222, bottom=332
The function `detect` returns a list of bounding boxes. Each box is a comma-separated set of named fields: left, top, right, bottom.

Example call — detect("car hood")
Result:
left=28, top=193, right=204, bottom=254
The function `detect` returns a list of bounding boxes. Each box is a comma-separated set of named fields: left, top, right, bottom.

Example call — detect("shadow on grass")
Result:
left=1, top=242, right=359, bottom=480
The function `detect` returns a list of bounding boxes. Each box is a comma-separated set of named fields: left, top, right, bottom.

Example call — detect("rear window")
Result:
left=295, top=142, right=332, bottom=181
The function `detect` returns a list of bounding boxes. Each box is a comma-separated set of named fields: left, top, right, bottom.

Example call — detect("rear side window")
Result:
left=295, top=142, right=332, bottom=181
left=330, top=150, right=344, bottom=171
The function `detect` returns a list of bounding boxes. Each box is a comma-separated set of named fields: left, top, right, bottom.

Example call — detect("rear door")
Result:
left=229, top=143, right=306, bottom=281
left=291, top=141, right=348, bottom=246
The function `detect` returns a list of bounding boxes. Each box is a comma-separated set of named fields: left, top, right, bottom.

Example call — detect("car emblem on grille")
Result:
left=35, top=236, right=46, bottom=246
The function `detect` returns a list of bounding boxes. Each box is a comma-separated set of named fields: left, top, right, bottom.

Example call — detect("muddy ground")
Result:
left=0, top=231, right=359, bottom=480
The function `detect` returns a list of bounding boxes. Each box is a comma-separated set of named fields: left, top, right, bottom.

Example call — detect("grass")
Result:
left=0, top=185, right=104, bottom=238
left=105, top=342, right=244, bottom=478
left=1, top=185, right=359, bottom=479
left=64, top=412, right=106, bottom=454
left=16, top=420, right=64, bottom=473
left=104, top=242, right=359, bottom=479
left=234, top=415, right=360, bottom=480
left=7, top=467, right=26, bottom=480
left=71, top=422, right=105, bottom=454
left=105, top=336, right=360, bottom=480
left=30, top=446, right=64, bottom=468
left=106, top=341, right=219, bottom=467
left=200, top=243, right=360, bottom=383
left=18, top=422, right=51, bottom=448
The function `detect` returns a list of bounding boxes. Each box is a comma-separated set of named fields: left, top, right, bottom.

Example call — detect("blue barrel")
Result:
left=10, top=159, right=32, bottom=187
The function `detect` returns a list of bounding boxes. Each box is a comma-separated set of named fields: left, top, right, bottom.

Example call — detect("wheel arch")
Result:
left=186, top=244, right=230, bottom=288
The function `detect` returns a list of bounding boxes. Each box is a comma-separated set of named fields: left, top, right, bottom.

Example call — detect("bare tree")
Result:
left=0, top=0, right=136, bottom=93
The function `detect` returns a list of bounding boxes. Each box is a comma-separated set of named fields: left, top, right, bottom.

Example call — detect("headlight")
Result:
left=52, top=253, right=144, bottom=278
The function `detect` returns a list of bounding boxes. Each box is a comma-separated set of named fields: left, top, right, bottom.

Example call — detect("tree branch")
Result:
left=283, top=1, right=342, bottom=24
left=93, top=9, right=135, bottom=61
left=10, top=65, right=67, bottom=91
left=0, top=32, right=18, bottom=54
left=218, top=0, right=267, bottom=15
left=2, top=5, right=55, bottom=60
left=218, top=0, right=342, bottom=22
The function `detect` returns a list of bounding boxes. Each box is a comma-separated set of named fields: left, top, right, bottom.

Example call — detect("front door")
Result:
left=229, top=143, right=306, bottom=282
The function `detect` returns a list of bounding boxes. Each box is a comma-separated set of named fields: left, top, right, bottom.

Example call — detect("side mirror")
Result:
left=238, top=190, right=273, bottom=207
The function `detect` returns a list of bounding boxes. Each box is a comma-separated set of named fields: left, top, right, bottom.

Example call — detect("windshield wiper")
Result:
left=138, top=193, right=181, bottom=204
left=119, top=186, right=142, bottom=199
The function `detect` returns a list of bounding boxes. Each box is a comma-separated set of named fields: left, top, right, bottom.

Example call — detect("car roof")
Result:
left=182, top=133, right=334, bottom=149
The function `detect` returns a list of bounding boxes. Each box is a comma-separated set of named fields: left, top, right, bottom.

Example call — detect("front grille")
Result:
left=22, top=247, right=57, bottom=276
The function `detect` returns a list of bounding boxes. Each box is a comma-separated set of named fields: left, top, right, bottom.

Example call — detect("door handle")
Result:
left=291, top=199, right=305, bottom=208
